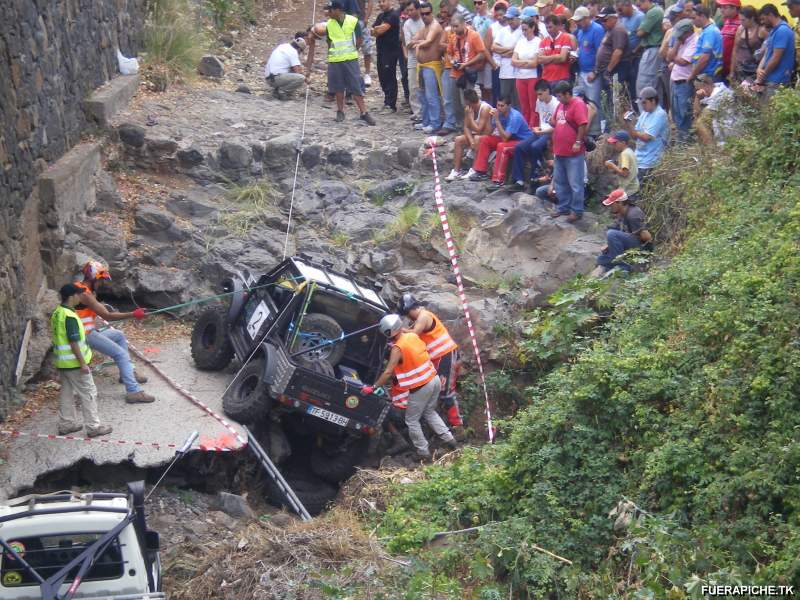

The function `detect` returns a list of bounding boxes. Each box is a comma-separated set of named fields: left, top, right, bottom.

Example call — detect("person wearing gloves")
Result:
left=362, top=314, right=457, bottom=462
left=75, top=260, right=156, bottom=404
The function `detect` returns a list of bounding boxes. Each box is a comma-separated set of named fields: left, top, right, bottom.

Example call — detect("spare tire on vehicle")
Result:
left=291, top=313, right=345, bottom=366
left=311, top=435, right=370, bottom=484
left=295, top=356, right=335, bottom=378
left=264, top=471, right=338, bottom=516
left=191, top=306, right=234, bottom=371
left=222, top=359, right=271, bottom=422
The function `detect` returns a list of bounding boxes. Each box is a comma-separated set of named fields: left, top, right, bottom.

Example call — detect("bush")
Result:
left=143, top=0, right=207, bottom=88
left=379, top=91, right=800, bottom=596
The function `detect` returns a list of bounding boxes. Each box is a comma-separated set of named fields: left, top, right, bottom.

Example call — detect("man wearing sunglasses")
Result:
left=409, top=2, right=445, bottom=132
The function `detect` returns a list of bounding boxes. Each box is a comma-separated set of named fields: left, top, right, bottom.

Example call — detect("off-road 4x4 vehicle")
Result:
left=190, top=257, right=392, bottom=507
left=0, top=482, right=162, bottom=600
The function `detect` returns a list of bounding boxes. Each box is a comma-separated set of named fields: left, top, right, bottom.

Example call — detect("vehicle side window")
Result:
left=0, top=533, right=124, bottom=587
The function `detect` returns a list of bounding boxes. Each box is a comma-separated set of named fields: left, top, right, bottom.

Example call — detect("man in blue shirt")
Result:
left=573, top=6, right=606, bottom=126
left=690, top=5, right=723, bottom=80
left=624, top=87, right=668, bottom=180
left=468, top=96, right=532, bottom=189
left=615, top=0, right=644, bottom=111
left=755, top=3, right=796, bottom=94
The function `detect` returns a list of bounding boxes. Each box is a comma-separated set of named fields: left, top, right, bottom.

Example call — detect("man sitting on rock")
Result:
left=75, top=260, right=156, bottom=404
left=591, top=189, right=652, bottom=277
left=445, top=88, right=492, bottom=181
left=265, top=32, right=309, bottom=100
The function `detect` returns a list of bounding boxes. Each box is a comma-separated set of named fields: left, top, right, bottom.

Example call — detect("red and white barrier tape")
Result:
left=426, top=138, right=495, bottom=443
left=127, top=342, right=247, bottom=452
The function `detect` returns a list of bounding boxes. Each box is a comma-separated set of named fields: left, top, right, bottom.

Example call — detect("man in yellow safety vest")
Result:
left=50, top=284, right=113, bottom=438
left=308, top=0, right=377, bottom=124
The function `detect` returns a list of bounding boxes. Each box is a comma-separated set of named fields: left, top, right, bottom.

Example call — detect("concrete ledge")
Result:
left=39, top=142, right=101, bottom=228
left=83, top=74, right=140, bottom=127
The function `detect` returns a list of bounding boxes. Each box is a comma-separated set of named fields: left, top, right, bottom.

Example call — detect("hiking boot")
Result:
left=58, top=423, right=83, bottom=436
left=119, top=371, right=148, bottom=384
left=452, top=425, right=467, bottom=441
left=126, top=391, right=156, bottom=404
left=550, top=211, right=569, bottom=219
left=566, top=213, right=583, bottom=223
left=335, top=111, right=345, bottom=123
left=86, top=425, right=113, bottom=438
left=413, top=450, right=432, bottom=463
left=386, top=431, right=410, bottom=456
left=360, top=112, right=376, bottom=126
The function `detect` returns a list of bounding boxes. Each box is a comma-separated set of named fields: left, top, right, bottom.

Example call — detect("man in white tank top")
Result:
left=445, top=88, right=493, bottom=180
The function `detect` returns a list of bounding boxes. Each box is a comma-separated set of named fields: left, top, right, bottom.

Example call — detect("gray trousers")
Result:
left=407, top=54, right=421, bottom=115
left=404, top=376, right=453, bottom=454
left=268, top=73, right=305, bottom=95
left=58, top=368, right=101, bottom=430
left=636, top=47, right=663, bottom=100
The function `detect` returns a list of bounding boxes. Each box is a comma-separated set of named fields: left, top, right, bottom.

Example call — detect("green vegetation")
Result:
left=378, top=91, right=800, bottom=596
left=374, top=203, right=424, bottom=243
left=202, top=179, right=279, bottom=248
left=143, top=0, right=208, bottom=88
left=205, top=0, right=257, bottom=30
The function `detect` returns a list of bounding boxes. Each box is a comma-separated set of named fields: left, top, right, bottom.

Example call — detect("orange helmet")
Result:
left=82, top=260, right=111, bottom=282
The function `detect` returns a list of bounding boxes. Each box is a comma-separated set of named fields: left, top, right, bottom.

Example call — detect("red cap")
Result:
left=717, top=0, right=741, bottom=7
left=602, top=189, right=628, bottom=206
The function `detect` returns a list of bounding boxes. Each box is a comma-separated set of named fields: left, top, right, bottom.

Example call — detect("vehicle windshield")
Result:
left=1, top=533, right=124, bottom=587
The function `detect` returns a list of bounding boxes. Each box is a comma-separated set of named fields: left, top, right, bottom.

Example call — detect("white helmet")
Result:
left=379, top=314, right=403, bottom=337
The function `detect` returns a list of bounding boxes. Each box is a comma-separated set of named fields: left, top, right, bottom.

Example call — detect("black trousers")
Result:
left=377, top=48, right=400, bottom=109
left=399, top=52, right=409, bottom=101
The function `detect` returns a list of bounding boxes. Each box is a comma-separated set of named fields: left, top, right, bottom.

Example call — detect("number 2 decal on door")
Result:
left=247, top=301, right=272, bottom=339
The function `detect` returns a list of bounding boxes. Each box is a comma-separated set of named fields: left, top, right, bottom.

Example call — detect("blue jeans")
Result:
left=578, top=71, right=603, bottom=136
left=670, top=80, right=693, bottom=141
left=511, top=133, right=550, bottom=183
left=535, top=183, right=556, bottom=203
left=419, top=66, right=442, bottom=129
left=597, top=229, right=641, bottom=271
left=87, top=328, right=141, bottom=393
left=441, top=68, right=458, bottom=130
left=553, top=155, right=585, bottom=216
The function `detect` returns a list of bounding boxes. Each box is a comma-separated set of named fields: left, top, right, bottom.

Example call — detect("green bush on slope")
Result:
left=380, top=90, right=800, bottom=596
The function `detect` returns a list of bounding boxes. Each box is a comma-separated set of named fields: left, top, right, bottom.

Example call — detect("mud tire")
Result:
left=292, top=313, right=345, bottom=366
left=191, top=306, right=234, bottom=371
left=222, top=359, right=271, bottom=422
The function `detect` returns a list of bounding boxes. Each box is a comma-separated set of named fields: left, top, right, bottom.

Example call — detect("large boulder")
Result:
left=263, top=134, right=300, bottom=173
left=133, top=205, right=190, bottom=243
left=198, top=55, right=225, bottom=78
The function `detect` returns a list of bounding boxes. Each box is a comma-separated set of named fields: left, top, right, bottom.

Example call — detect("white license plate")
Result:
left=307, top=405, right=350, bottom=427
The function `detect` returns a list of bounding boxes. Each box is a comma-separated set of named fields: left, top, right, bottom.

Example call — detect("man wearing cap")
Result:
left=635, top=0, right=664, bottom=99
left=624, top=85, right=668, bottom=180
left=717, top=0, right=741, bottom=79
left=574, top=6, right=605, bottom=124
left=494, top=5, right=524, bottom=106
left=51, top=284, right=113, bottom=438
left=550, top=80, right=588, bottom=222
left=755, top=3, right=797, bottom=94
left=311, top=1, right=377, bottom=125
left=666, top=18, right=698, bottom=141
left=74, top=261, right=155, bottom=404
left=616, top=0, right=645, bottom=108
left=690, top=5, right=723, bottom=81
left=604, top=130, right=639, bottom=198
left=592, top=188, right=652, bottom=277
left=596, top=7, right=633, bottom=108
left=265, top=33, right=308, bottom=100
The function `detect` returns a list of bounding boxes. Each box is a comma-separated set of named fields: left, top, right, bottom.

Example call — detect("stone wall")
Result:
left=0, top=0, right=146, bottom=416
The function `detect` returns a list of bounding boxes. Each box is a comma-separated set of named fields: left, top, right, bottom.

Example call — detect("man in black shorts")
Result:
left=310, top=1, right=377, bottom=124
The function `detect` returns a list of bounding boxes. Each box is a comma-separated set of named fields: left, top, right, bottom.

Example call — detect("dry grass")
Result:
left=165, top=508, right=397, bottom=599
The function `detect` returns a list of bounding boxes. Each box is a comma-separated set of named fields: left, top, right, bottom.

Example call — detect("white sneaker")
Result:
left=414, top=123, right=426, bottom=130
left=422, top=126, right=435, bottom=133
left=364, top=74, right=372, bottom=87
left=445, top=169, right=463, bottom=182
left=461, top=168, right=476, bottom=180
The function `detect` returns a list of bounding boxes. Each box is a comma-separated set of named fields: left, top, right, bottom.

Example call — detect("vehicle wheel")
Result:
left=293, top=313, right=345, bottom=366
left=191, top=306, right=234, bottom=371
left=222, top=359, right=271, bottom=422
left=264, top=472, right=338, bottom=516
left=311, top=435, right=370, bottom=484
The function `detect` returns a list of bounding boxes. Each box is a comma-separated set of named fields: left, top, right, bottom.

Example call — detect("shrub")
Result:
left=143, top=0, right=207, bottom=88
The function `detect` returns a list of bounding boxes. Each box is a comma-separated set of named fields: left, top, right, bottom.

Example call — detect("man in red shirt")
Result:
left=549, top=80, right=588, bottom=222
left=717, top=0, right=741, bottom=79
left=538, top=14, right=573, bottom=85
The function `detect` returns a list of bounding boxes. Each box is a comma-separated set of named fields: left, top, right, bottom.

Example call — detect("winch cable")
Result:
left=282, top=0, right=318, bottom=261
